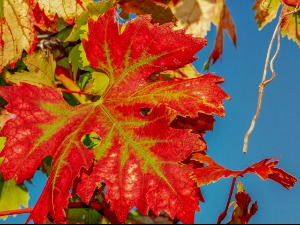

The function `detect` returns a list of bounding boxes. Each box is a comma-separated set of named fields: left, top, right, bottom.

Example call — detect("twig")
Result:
left=37, top=26, right=71, bottom=39
left=243, top=3, right=300, bottom=153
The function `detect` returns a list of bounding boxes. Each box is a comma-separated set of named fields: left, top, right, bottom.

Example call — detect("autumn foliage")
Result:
left=0, top=0, right=299, bottom=224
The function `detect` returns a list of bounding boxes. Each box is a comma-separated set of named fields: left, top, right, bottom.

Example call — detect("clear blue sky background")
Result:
left=2, top=1, right=300, bottom=224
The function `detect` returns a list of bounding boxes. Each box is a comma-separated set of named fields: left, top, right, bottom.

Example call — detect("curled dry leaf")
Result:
left=191, top=154, right=297, bottom=189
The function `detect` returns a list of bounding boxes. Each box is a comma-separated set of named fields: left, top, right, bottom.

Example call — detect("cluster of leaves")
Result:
left=0, top=0, right=298, bottom=224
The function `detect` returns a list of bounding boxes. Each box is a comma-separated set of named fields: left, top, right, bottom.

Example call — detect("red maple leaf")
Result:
left=0, top=7, right=229, bottom=224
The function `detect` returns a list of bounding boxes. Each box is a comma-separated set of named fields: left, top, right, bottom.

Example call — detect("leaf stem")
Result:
left=243, top=3, right=300, bottom=153
left=0, top=208, right=33, bottom=216
left=60, top=88, right=101, bottom=97
left=0, top=202, right=101, bottom=217
left=217, top=177, right=237, bottom=224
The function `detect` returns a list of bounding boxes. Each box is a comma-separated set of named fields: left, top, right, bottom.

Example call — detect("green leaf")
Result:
left=83, top=72, right=109, bottom=95
left=66, top=208, right=102, bottom=224
left=0, top=175, right=29, bottom=220
left=69, top=44, right=93, bottom=79
left=8, top=51, right=56, bottom=87
left=78, top=72, right=93, bottom=90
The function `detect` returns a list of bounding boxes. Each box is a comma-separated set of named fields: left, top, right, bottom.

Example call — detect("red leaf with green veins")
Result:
left=83, top=8, right=229, bottom=117
left=0, top=7, right=230, bottom=224
left=76, top=105, right=202, bottom=223
left=0, top=84, right=96, bottom=223
left=79, top=8, right=228, bottom=223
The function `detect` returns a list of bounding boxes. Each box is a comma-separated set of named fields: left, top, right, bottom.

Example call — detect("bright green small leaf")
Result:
left=78, top=72, right=93, bottom=90
left=83, top=72, right=109, bottom=95
left=69, top=44, right=93, bottom=80
left=65, top=11, right=89, bottom=42
left=69, top=44, right=81, bottom=78
left=0, top=175, right=29, bottom=220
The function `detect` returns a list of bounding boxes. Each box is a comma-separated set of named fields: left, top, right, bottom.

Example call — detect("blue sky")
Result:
left=2, top=1, right=300, bottom=224
left=194, top=1, right=300, bottom=223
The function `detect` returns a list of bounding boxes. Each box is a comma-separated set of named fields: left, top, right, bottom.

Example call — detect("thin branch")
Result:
left=243, top=3, right=300, bottom=153
left=37, top=26, right=71, bottom=39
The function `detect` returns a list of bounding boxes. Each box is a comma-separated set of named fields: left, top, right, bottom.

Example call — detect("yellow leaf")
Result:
left=252, top=0, right=281, bottom=30
left=34, top=0, right=93, bottom=23
left=0, top=0, right=37, bottom=72
left=8, top=51, right=57, bottom=87
left=161, top=64, right=201, bottom=79
left=170, top=0, right=224, bottom=37
left=83, top=72, right=109, bottom=96
left=0, top=176, right=29, bottom=221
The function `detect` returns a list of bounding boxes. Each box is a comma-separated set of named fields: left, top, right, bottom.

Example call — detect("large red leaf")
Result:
left=0, top=84, right=96, bottom=223
left=0, top=7, right=229, bottom=224
left=79, top=8, right=229, bottom=223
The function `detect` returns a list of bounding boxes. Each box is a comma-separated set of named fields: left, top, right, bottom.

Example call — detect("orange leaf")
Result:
left=118, top=0, right=176, bottom=24
left=252, top=0, right=281, bottom=30
left=191, top=154, right=297, bottom=189
left=204, top=5, right=236, bottom=69
left=281, top=5, right=300, bottom=46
